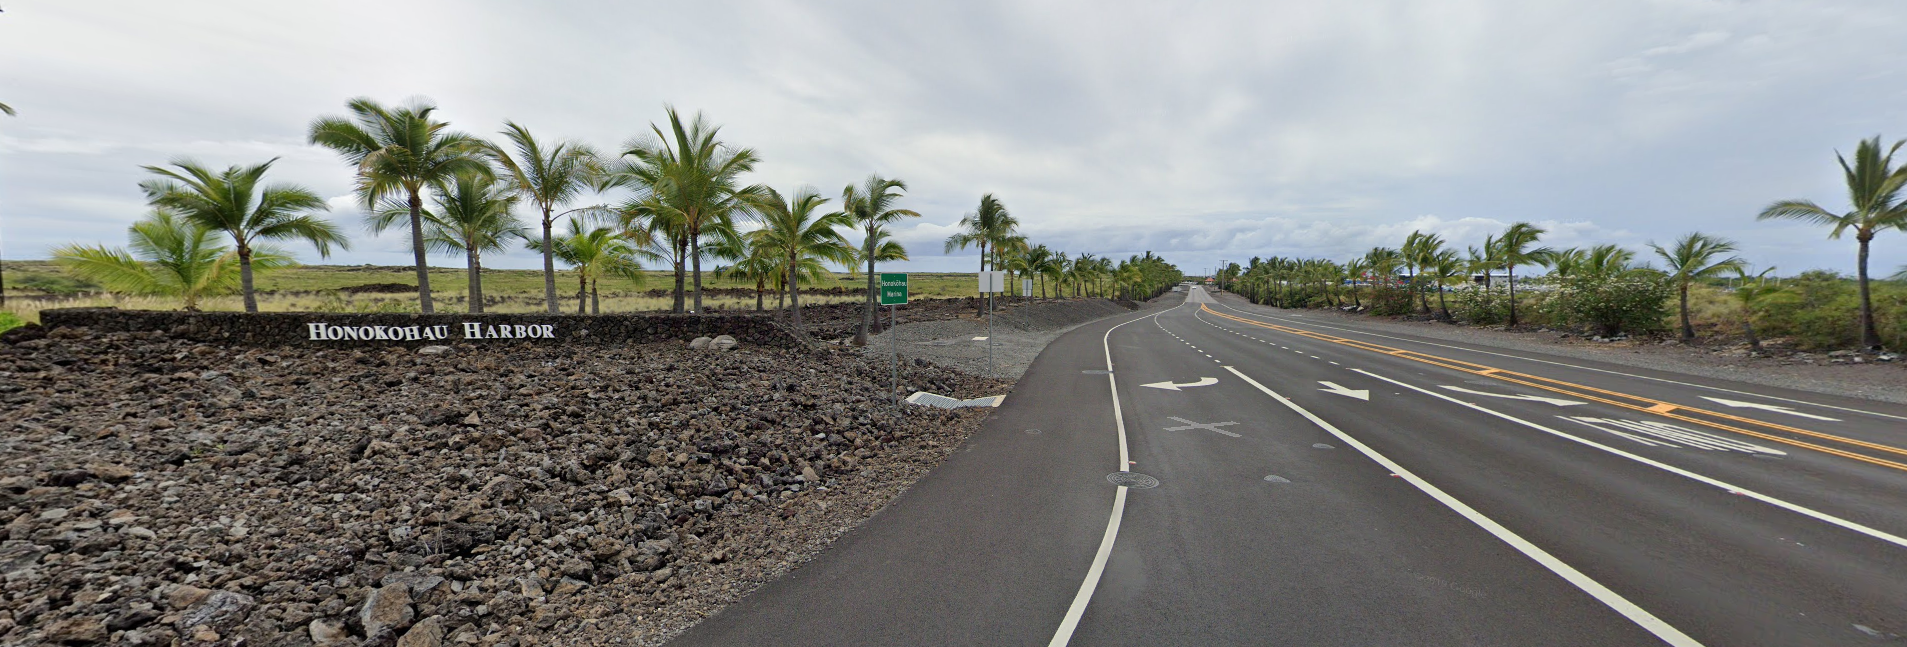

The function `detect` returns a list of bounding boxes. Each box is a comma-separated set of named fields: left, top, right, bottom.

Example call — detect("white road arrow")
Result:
left=1701, top=397, right=1841, bottom=421
left=1439, top=385, right=1586, bottom=407
left=1140, top=377, right=1219, bottom=391
left=1317, top=381, right=1370, bottom=401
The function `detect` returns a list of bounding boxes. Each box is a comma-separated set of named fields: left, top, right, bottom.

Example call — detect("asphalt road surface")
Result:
left=669, top=286, right=1907, bottom=646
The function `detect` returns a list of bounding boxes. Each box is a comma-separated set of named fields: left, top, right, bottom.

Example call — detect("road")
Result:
left=668, top=286, right=1907, bottom=646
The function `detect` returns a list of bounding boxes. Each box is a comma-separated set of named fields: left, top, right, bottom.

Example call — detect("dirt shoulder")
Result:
left=858, top=296, right=1177, bottom=380
left=1211, top=291, right=1907, bottom=406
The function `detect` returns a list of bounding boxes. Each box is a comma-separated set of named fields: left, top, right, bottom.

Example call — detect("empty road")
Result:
left=670, top=286, right=1907, bottom=646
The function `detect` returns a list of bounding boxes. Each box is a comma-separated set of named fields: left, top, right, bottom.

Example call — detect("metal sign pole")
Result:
left=987, top=291, right=993, bottom=377
left=890, top=303, right=898, bottom=411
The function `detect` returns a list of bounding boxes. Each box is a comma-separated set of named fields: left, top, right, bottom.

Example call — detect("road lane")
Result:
left=1171, top=287, right=1907, bottom=645
left=674, top=286, right=1907, bottom=646
left=1065, top=294, right=1664, bottom=645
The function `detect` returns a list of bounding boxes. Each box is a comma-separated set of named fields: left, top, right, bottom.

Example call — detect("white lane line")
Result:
left=1212, top=301, right=1907, bottom=422
left=1352, top=368, right=1907, bottom=550
left=1223, top=366, right=1704, bottom=647
left=1049, top=301, right=1174, bottom=646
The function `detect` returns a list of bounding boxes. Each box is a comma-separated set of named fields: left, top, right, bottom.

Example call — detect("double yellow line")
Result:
left=1201, top=305, right=1907, bottom=473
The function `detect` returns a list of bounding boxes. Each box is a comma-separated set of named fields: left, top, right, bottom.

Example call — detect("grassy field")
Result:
left=0, top=261, right=987, bottom=322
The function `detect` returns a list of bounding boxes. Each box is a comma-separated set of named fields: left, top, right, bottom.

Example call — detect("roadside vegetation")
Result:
left=7, top=97, right=1185, bottom=338
left=1217, top=136, right=1907, bottom=354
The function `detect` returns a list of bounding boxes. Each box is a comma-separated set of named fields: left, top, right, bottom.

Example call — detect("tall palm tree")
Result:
left=615, top=108, right=767, bottom=314
left=842, top=175, right=918, bottom=345
left=712, top=230, right=780, bottom=313
left=1650, top=232, right=1745, bottom=341
left=1758, top=136, right=1907, bottom=349
left=140, top=158, right=346, bottom=312
left=944, top=193, right=1018, bottom=315
left=1496, top=222, right=1554, bottom=327
left=491, top=122, right=603, bottom=313
left=1022, top=245, right=1056, bottom=298
left=308, top=97, right=491, bottom=313
left=53, top=209, right=292, bottom=311
left=1583, top=244, right=1637, bottom=278
left=372, top=172, right=525, bottom=313
left=751, top=186, right=855, bottom=334
left=1426, top=250, right=1466, bottom=319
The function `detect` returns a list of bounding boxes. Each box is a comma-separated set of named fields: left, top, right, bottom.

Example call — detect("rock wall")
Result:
left=34, top=308, right=801, bottom=349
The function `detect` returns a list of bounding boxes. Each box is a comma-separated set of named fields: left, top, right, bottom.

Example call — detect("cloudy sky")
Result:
left=3, top=0, right=1906, bottom=277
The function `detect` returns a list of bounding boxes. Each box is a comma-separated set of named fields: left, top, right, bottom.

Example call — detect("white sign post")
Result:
left=978, top=272, right=1006, bottom=376
left=1023, top=277, right=1033, bottom=298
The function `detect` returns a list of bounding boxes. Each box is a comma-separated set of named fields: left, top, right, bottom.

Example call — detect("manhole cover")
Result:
left=1263, top=475, right=1291, bottom=483
left=1312, top=443, right=1335, bottom=449
left=1081, top=370, right=1113, bottom=375
left=1107, top=472, right=1160, bottom=489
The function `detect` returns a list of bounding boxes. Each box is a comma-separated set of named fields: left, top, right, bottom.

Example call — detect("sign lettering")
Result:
left=305, top=322, right=557, bottom=342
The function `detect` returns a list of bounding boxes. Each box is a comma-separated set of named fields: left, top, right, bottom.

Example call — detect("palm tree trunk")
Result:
left=1679, top=283, right=1694, bottom=341
left=541, top=206, right=558, bottom=314
left=672, top=239, right=687, bottom=314
left=1507, top=266, right=1518, bottom=326
left=1744, top=318, right=1762, bottom=351
left=408, top=190, right=435, bottom=314
left=591, top=279, right=600, bottom=315
left=856, top=230, right=875, bottom=345
left=755, top=276, right=765, bottom=312
left=467, top=248, right=483, bottom=314
left=578, top=273, right=587, bottom=314
left=1857, top=234, right=1881, bottom=349
left=690, top=227, right=704, bottom=314
left=1437, top=287, right=1449, bottom=319
left=790, top=261, right=806, bottom=336
left=237, top=244, right=258, bottom=313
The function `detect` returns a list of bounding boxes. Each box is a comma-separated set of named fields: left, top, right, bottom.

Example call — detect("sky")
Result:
left=3, top=0, right=1906, bottom=278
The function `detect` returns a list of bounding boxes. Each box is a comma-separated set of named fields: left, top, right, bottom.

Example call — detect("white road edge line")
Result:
left=1047, top=301, right=1180, bottom=646
left=1223, top=365, right=1705, bottom=647
left=1212, top=301, right=1907, bottom=422
left=1350, top=368, right=1907, bottom=550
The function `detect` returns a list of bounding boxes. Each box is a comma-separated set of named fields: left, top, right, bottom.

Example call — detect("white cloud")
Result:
left=2, top=0, right=1904, bottom=277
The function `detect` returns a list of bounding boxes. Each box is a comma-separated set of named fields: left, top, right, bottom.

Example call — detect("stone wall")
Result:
left=34, top=308, right=801, bottom=348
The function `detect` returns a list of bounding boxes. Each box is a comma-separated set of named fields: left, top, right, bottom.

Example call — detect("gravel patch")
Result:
left=1211, top=291, right=1907, bottom=406
left=860, top=297, right=1174, bottom=380
left=0, top=326, right=1008, bottom=646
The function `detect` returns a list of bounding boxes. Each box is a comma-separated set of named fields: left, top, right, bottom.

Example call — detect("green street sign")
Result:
left=879, top=273, right=909, bottom=305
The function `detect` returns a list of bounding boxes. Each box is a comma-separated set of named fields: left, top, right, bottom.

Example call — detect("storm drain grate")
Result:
left=1106, top=472, right=1160, bottom=489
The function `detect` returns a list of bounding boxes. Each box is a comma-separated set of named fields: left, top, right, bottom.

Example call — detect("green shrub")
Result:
left=0, top=312, right=21, bottom=334
left=1367, top=286, right=1414, bottom=316
left=1555, top=274, right=1673, bottom=337
left=1449, top=287, right=1510, bottom=325
left=14, top=273, right=99, bottom=294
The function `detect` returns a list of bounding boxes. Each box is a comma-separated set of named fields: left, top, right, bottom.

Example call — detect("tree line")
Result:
left=1217, top=136, right=1907, bottom=351
left=37, top=97, right=1185, bottom=343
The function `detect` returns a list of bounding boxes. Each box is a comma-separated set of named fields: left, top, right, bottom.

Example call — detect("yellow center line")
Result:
left=1201, top=305, right=1907, bottom=473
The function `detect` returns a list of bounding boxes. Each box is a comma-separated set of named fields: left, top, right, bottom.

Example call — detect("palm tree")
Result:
left=1758, top=136, right=1907, bottom=349
left=944, top=194, right=1018, bottom=315
left=139, top=158, right=346, bottom=312
left=615, top=108, right=767, bottom=314
left=1583, top=244, right=1637, bottom=278
left=1426, top=250, right=1466, bottom=319
left=750, top=186, right=854, bottom=335
left=1650, top=232, right=1745, bottom=341
left=0, top=102, right=12, bottom=116
left=1496, top=222, right=1554, bottom=327
left=491, top=122, right=603, bottom=313
left=1021, top=245, right=1055, bottom=298
left=53, top=209, right=293, bottom=311
left=372, top=172, right=525, bottom=313
left=533, top=218, right=643, bottom=314
left=842, top=175, right=918, bottom=345
left=1402, top=231, right=1446, bottom=313
left=308, top=98, right=491, bottom=313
